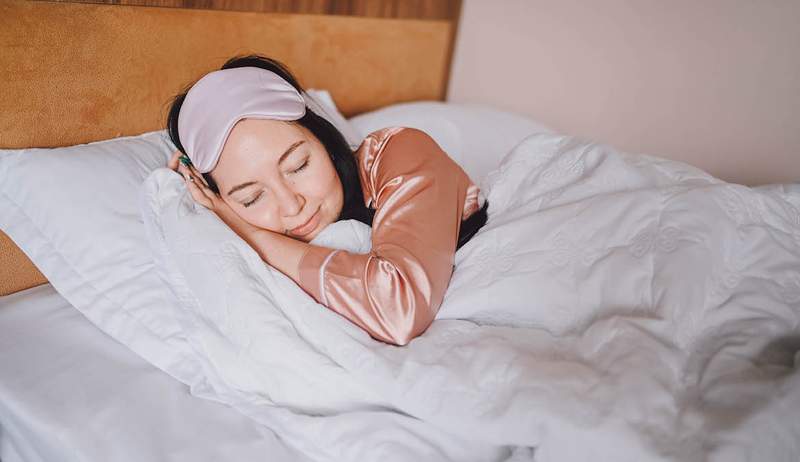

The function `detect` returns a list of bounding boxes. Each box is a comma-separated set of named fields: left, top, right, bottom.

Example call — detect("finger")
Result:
left=179, top=164, right=214, bottom=202
left=167, top=150, right=182, bottom=170
left=186, top=164, right=210, bottom=189
left=177, top=162, right=190, bottom=180
left=186, top=168, right=208, bottom=192
left=178, top=164, right=201, bottom=190
left=184, top=174, right=213, bottom=209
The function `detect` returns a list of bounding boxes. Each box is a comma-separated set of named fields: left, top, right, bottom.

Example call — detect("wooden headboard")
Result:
left=0, top=0, right=462, bottom=295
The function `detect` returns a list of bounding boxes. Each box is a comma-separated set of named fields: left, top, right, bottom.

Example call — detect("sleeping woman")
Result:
left=164, top=55, right=489, bottom=346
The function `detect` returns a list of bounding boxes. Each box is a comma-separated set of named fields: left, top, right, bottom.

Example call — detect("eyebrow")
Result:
left=226, top=140, right=306, bottom=197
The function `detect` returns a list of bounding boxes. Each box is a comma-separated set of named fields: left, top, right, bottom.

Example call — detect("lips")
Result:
left=290, top=207, right=321, bottom=237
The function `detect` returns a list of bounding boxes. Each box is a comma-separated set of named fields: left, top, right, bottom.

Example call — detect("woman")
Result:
left=165, top=55, right=488, bottom=346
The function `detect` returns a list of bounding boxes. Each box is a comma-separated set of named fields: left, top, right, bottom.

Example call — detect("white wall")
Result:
left=447, top=0, right=800, bottom=186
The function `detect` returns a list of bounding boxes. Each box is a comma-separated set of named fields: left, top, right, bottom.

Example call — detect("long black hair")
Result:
left=164, top=54, right=487, bottom=250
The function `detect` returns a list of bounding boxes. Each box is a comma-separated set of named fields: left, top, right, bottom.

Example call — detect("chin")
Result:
left=303, top=224, right=324, bottom=242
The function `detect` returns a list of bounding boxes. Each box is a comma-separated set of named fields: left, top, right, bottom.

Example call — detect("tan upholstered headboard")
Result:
left=0, top=0, right=462, bottom=295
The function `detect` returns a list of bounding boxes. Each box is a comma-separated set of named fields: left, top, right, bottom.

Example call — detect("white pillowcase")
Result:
left=0, top=96, right=544, bottom=396
left=348, top=101, right=554, bottom=185
left=139, top=168, right=372, bottom=398
left=0, top=89, right=363, bottom=392
left=138, top=167, right=377, bottom=411
left=305, top=88, right=364, bottom=150
left=0, top=130, right=202, bottom=386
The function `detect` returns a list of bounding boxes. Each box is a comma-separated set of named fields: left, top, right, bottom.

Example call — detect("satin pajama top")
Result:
left=296, top=126, right=485, bottom=346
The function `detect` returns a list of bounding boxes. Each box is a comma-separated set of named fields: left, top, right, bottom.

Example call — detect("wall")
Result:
left=447, top=0, right=800, bottom=185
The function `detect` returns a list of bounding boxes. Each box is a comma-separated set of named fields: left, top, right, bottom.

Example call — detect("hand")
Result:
left=172, top=152, right=262, bottom=241
left=167, top=149, right=182, bottom=171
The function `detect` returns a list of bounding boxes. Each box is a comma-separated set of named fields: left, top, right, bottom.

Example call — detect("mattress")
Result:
left=0, top=283, right=312, bottom=462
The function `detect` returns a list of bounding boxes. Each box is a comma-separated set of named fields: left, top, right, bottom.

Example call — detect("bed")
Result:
left=2, top=1, right=800, bottom=461
left=0, top=282, right=315, bottom=462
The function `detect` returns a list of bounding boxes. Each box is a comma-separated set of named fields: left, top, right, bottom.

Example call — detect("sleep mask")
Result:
left=177, top=66, right=307, bottom=173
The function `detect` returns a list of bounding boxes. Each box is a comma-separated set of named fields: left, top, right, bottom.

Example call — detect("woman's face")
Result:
left=210, top=118, right=344, bottom=242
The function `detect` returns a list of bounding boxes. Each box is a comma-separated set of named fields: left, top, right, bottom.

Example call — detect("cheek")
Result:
left=304, top=159, right=341, bottom=201
left=227, top=199, right=281, bottom=232
left=313, top=160, right=342, bottom=198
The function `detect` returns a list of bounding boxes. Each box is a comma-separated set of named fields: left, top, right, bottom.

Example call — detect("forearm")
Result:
left=241, top=228, right=317, bottom=284
left=207, top=200, right=309, bottom=283
left=298, top=244, right=441, bottom=346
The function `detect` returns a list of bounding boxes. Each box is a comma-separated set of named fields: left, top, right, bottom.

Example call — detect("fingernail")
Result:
left=179, top=156, right=191, bottom=167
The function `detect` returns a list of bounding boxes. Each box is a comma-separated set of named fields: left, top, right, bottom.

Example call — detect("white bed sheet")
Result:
left=0, top=283, right=312, bottom=462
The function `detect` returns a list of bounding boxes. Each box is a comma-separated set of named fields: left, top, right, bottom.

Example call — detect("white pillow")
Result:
left=0, top=130, right=204, bottom=387
left=0, top=87, right=361, bottom=392
left=305, top=88, right=364, bottom=150
left=0, top=98, right=531, bottom=393
left=137, top=168, right=376, bottom=412
left=348, top=101, right=554, bottom=186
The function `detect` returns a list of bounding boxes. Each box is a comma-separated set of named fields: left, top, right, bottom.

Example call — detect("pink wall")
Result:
left=447, top=0, right=800, bottom=186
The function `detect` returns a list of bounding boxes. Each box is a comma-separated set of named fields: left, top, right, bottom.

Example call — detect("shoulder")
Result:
left=355, top=126, right=442, bottom=176
left=354, top=127, right=444, bottom=207
left=359, top=125, right=435, bottom=146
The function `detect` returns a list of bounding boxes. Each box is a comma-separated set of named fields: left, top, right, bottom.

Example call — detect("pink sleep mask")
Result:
left=177, top=66, right=307, bottom=173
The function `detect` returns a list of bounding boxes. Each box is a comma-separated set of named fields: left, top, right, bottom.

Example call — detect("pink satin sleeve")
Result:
left=296, top=127, right=479, bottom=346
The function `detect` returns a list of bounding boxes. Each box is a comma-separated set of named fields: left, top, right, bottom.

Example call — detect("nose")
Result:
left=275, top=179, right=305, bottom=218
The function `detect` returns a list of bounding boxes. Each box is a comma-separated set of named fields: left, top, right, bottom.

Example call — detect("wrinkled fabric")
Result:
left=140, top=131, right=800, bottom=462
left=297, top=127, right=485, bottom=345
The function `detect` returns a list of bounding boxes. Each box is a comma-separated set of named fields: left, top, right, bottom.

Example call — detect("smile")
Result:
left=290, top=207, right=321, bottom=237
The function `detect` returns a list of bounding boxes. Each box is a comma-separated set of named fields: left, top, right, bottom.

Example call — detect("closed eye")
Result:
left=292, top=159, right=310, bottom=174
left=243, top=192, right=262, bottom=208
left=242, top=159, right=310, bottom=208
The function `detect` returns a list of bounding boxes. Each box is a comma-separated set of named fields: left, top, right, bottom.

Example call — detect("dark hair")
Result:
left=165, top=54, right=487, bottom=250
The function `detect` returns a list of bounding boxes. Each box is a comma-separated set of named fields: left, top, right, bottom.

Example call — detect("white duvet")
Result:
left=139, top=132, right=800, bottom=462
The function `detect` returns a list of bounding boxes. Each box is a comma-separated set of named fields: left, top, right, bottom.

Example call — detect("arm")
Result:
left=296, top=127, right=472, bottom=346
left=241, top=229, right=309, bottom=282
left=174, top=151, right=315, bottom=284
left=178, top=127, right=472, bottom=346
